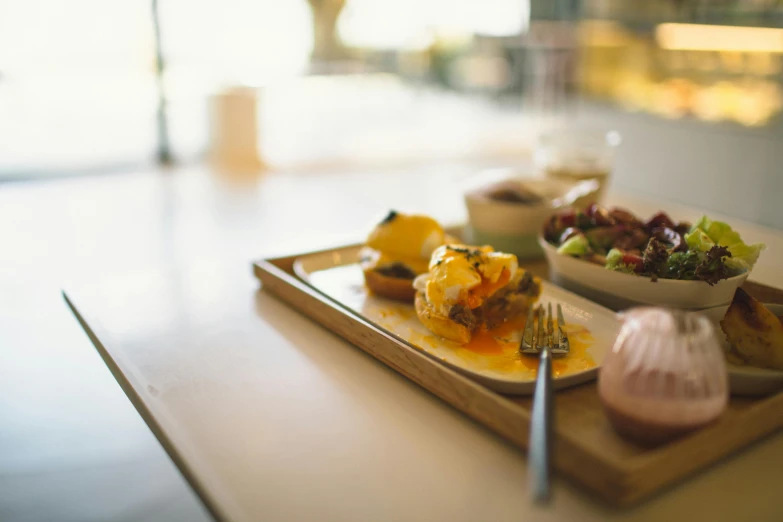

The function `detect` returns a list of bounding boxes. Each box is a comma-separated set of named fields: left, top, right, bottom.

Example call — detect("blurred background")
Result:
left=1, top=0, right=781, bottom=225
left=1, top=2, right=783, bottom=522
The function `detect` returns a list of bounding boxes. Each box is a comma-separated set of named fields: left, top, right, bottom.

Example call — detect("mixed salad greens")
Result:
left=543, top=204, right=765, bottom=285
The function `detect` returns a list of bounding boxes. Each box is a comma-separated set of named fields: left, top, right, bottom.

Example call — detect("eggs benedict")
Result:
left=413, top=244, right=541, bottom=343
left=360, top=210, right=449, bottom=301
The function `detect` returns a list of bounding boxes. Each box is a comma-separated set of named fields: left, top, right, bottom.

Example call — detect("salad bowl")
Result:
left=538, top=205, right=763, bottom=311
left=539, top=237, right=749, bottom=310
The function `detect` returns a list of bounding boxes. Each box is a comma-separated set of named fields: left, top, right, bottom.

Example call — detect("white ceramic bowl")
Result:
left=463, top=174, right=599, bottom=260
left=539, top=236, right=750, bottom=311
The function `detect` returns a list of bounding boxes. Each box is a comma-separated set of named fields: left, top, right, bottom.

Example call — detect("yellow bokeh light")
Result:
left=656, top=23, right=783, bottom=53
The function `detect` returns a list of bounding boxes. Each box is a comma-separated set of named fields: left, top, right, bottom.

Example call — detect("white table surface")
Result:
left=61, top=164, right=783, bottom=522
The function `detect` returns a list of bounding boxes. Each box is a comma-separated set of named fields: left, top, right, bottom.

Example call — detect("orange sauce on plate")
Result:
left=459, top=316, right=596, bottom=378
left=377, top=304, right=596, bottom=379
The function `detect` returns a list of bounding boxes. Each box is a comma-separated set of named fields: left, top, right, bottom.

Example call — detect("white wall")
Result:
left=575, top=105, right=782, bottom=230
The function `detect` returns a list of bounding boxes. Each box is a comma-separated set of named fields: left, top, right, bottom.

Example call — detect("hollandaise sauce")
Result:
left=460, top=320, right=596, bottom=377
left=404, top=312, right=596, bottom=379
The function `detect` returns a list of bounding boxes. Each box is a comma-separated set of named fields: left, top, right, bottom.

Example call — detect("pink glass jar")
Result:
left=599, top=307, right=728, bottom=445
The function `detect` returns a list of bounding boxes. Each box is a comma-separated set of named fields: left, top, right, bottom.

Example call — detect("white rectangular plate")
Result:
left=294, top=246, right=620, bottom=395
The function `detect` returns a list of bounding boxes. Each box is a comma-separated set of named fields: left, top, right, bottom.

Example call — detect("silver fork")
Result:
left=519, top=303, right=570, bottom=504
left=521, top=302, right=570, bottom=357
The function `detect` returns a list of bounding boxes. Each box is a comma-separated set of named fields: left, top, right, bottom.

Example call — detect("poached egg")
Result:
left=363, top=211, right=446, bottom=275
left=414, top=244, right=519, bottom=315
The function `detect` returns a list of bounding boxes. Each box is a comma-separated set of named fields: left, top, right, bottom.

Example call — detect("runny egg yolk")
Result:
left=465, top=268, right=511, bottom=309
left=422, top=245, right=518, bottom=313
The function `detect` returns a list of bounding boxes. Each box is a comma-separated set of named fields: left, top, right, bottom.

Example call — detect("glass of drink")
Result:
left=534, top=129, right=621, bottom=203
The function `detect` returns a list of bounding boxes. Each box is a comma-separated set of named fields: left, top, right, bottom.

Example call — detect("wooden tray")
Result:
left=253, top=245, right=783, bottom=506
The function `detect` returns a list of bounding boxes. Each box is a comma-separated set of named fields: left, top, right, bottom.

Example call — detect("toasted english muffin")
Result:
left=363, top=264, right=418, bottom=302
left=415, top=292, right=472, bottom=344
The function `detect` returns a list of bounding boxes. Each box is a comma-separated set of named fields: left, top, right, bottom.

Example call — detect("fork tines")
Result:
left=520, top=302, right=570, bottom=356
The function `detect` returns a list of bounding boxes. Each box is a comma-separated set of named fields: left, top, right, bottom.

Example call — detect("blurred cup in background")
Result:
left=534, top=129, right=621, bottom=203
left=209, top=86, right=265, bottom=173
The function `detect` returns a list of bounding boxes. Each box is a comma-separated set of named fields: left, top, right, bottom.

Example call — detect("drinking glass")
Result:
left=534, top=129, right=621, bottom=203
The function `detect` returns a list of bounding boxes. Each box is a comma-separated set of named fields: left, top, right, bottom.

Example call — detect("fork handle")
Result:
left=529, top=347, right=553, bottom=504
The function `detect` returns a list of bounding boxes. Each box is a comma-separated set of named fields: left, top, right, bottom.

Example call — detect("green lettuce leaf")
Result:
left=665, top=246, right=732, bottom=285
left=605, top=248, right=637, bottom=274
left=557, top=235, right=590, bottom=257
left=685, top=216, right=765, bottom=272
left=665, top=251, right=700, bottom=280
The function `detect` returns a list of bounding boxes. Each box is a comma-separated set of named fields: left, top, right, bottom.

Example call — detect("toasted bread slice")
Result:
left=720, top=288, right=783, bottom=370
